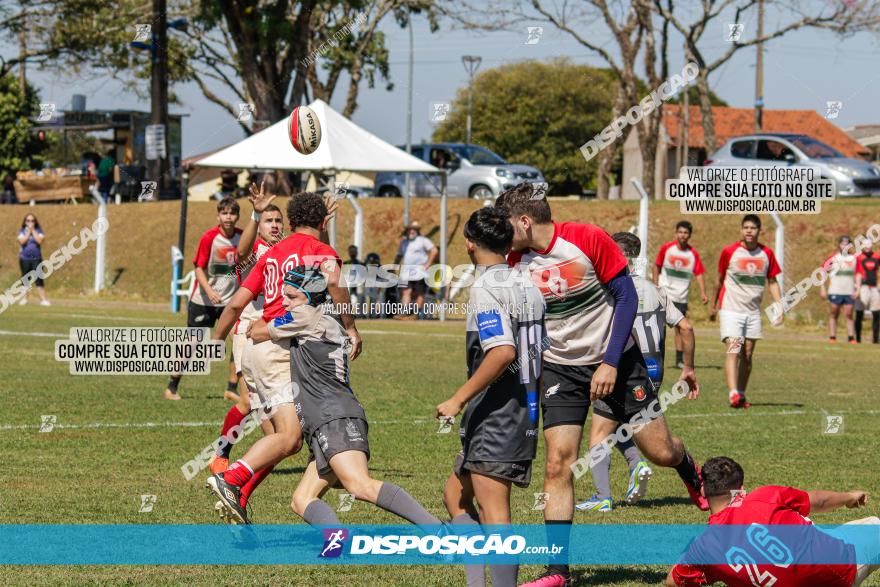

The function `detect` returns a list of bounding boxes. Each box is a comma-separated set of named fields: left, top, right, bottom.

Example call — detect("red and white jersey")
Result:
left=190, top=225, right=242, bottom=307
left=671, top=486, right=856, bottom=587
left=234, top=238, right=272, bottom=335
left=655, top=241, right=705, bottom=304
left=241, top=232, right=340, bottom=321
left=508, top=222, right=630, bottom=365
left=822, top=251, right=857, bottom=296
left=718, top=242, right=781, bottom=313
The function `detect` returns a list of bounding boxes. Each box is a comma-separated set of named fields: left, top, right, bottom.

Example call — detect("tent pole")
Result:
left=328, top=173, right=337, bottom=249
left=439, top=172, right=447, bottom=322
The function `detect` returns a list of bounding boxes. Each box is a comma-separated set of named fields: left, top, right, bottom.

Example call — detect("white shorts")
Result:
left=719, top=309, right=763, bottom=341
left=240, top=337, right=293, bottom=412
left=232, top=333, right=246, bottom=374
left=856, top=286, right=880, bottom=312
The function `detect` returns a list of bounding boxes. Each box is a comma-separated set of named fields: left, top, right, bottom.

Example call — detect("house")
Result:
left=621, top=106, right=871, bottom=199
left=846, top=125, right=880, bottom=161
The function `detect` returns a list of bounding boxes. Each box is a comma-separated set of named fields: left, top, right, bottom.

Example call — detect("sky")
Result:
left=11, top=3, right=880, bottom=158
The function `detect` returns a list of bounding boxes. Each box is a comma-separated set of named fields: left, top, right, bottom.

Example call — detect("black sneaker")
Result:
left=207, top=473, right=250, bottom=524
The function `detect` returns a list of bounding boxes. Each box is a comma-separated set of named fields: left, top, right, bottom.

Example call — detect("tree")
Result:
left=0, top=73, right=48, bottom=171
left=432, top=59, right=619, bottom=195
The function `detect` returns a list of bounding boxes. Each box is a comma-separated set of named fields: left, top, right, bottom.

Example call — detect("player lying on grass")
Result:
left=436, top=207, right=546, bottom=587
left=496, top=183, right=707, bottom=587
left=209, top=200, right=284, bottom=476
left=577, top=232, right=699, bottom=513
left=230, top=267, right=443, bottom=529
left=666, top=456, right=878, bottom=587
left=207, top=192, right=352, bottom=522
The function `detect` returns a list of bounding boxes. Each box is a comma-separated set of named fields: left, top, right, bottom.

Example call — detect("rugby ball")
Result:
left=288, top=106, right=321, bottom=155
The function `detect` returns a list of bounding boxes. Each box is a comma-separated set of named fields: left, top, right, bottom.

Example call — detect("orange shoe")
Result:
left=210, top=457, right=229, bottom=474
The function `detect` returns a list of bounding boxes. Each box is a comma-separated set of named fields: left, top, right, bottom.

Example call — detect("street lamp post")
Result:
left=461, top=55, right=481, bottom=145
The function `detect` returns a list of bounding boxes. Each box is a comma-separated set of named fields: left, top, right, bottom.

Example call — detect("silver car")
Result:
left=374, top=143, right=545, bottom=199
left=707, top=133, right=880, bottom=196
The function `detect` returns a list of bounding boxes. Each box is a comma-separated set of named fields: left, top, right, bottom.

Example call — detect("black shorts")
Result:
left=186, top=301, right=225, bottom=328
left=402, top=279, right=428, bottom=296
left=19, top=258, right=44, bottom=287
left=308, top=417, right=371, bottom=476
left=453, top=451, right=532, bottom=488
left=672, top=301, right=688, bottom=317
left=542, top=345, right=655, bottom=429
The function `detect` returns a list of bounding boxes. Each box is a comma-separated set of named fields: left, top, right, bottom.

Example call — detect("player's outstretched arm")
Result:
left=212, top=287, right=254, bottom=341
left=436, top=344, right=516, bottom=418
left=808, top=490, right=868, bottom=513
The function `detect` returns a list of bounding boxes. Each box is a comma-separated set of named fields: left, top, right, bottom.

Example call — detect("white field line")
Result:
left=4, top=409, right=880, bottom=431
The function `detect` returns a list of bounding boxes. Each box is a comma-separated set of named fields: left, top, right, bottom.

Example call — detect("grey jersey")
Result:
left=268, top=305, right=365, bottom=437
left=631, top=274, right=684, bottom=387
left=462, top=264, right=546, bottom=464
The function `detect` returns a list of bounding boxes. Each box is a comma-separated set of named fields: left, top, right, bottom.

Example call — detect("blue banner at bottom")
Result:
left=0, top=524, right=877, bottom=565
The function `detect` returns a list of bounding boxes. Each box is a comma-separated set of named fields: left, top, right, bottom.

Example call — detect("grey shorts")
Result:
left=453, top=451, right=532, bottom=488
left=308, top=417, right=370, bottom=476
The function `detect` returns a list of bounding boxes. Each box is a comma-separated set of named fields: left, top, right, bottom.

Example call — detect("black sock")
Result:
left=856, top=311, right=864, bottom=342
left=849, top=336, right=855, bottom=342
left=675, top=350, right=684, bottom=364
left=545, top=520, right=571, bottom=577
left=166, top=377, right=181, bottom=393
left=873, top=313, right=879, bottom=343
left=829, top=335, right=837, bottom=341
left=226, top=380, right=238, bottom=393
left=674, top=451, right=700, bottom=489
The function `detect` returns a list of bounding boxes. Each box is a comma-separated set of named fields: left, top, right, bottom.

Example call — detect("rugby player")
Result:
left=666, top=456, right=878, bottom=587
left=820, top=236, right=857, bottom=344
left=577, top=232, right=699, bottom=513
left=225, top=267, right=442, bottom=530
left=653, top=221, right=708, bottom=368
left=206, top=192, right=358, bottom=522
left=496, top=183, right=706, bottom=587
left=710, top=215, right=783, bottom=409
left=163, top=197, right=243, bottom=401
left=437, top=207, right=546, bottom=587
left=854, top=240, right=880, bottom=344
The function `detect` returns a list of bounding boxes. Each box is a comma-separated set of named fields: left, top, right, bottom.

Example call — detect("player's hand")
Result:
left=846, top=491, right=868, bottom=508
left=246, top=319, right=270, bottom=343
left=436, top=397, right=463, bottom=419
left=248, top=178, right=277, bottom=214
left=323, top=194, right=340, bottom=226
left=346, top=327, right=362, bottom=361
left=708, top=306, right=717, bottom=321
left=590, top=363, right=617, bottom=401
left=700, top=293, right=709, bottom=305
left=679, top=368, right=699, bottom=399
left=207, top=289, right=223, bottom=305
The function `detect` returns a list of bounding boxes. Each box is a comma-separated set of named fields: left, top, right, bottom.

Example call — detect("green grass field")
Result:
left=2, top=300, right=879, bottom=586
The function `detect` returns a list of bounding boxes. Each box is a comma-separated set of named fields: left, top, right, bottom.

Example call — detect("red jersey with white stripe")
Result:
left=823, top=251, right=857, bottom=296
left=241, top=232, right=340, bottom=321
left=718, top=242, right=781, bottom=313
left=190, top=225, right=242, bottom=307
left=507, top=222, right=630, bottom=365
left=234, top=238, right=272, bottom=335
left=655, top=241, right=705, bottom=304
left=671, top=486, right=856, bottom=587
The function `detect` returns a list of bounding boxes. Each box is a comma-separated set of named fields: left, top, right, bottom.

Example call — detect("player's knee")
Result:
left=644, top=441, right=680, bottom=467
left=290, top=493, right=310, bottom=517
left=281, top=433, right=302, bottom=456
left=545, top=450, right=576, bottom=480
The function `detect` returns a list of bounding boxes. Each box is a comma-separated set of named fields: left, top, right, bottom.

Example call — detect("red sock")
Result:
left=216, top=405, right=247, bottom=459
left=223, top=460, right=253, bottom=487
left=240, top=464, right=274, bottom=506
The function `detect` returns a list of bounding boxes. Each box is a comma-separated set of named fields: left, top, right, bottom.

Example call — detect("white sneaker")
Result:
left=18, top=298, right=27, bottom=305
left=40, top=300, right=51, bottom=307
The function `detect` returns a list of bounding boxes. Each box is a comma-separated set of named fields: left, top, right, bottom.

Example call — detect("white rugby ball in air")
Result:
left=288, top=106, right=321, bottom=155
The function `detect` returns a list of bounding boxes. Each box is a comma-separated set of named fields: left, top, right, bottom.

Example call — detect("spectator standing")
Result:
left=2, top=171, right=16, bottom=204
left=17, top=213, right=50, bottom=306
left=394, top=221, right=438, bottom=319
left=97, top=149, right=116, bottom=203
left=346, top=245, right=365, bottom=311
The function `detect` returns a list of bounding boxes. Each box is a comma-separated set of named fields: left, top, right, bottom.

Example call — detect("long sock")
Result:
left=216, top=405, right=247, bottom=459
left=856, top=310, right=864, bottom=342
left=590, top=447, right=612, bottom=500
left=376, top=482, right=441, bottom=527
left=545, top=520, right=571, bottom=577
left=226, top=380, right=238, bottom=393
left=674, top=451, right=700, bottom=488
left=616, top=438, right=642, bottom=470
left=489, top=563, right=518, bottom=587
left=239, top=464, right=273, bottom=505
left=452, top=513, right=486, bottom=587
left=302, top=499, right=341, bottom=525
left=223, top=460, right=253, bottom=487
left=872, top=312, right=879, bottom=343
left=675, top=350, right=684, bottom=364
left=166, top=376, right=180, bottom=393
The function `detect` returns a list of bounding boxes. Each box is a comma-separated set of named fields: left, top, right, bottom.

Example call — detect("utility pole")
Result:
left=755, top=0, right=764, bottom=131
left=404, top=13, right=414, bottom=226
left=461, top=55, right=481, bottom=145
left=148, top=0, right=169, bottom=194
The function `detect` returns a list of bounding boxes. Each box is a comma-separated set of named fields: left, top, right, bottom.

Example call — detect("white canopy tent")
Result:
left=195, top=99, right=450, bottom=318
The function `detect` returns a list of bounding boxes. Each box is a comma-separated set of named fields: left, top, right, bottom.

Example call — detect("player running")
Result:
left=854, top=240, right=880, bottom=344
left=209, top=198, right=284, bottom=476
left=219, top=267, right=443, bottom=530
left=710, top=215, right=783, bottom=409
left=437, top=207, right=546, bottom=587
left=496, top=183, right=707, bottom=587
left=577, top=232, right=699, bottom=513
left=820, top=236, right=858, bottom=344
left=653, top=220, right=708, bottom=368
left=666, top=456, right=878, bottom=587
left=164, top=197, right=244, bottom=401
left=206, top=192, right=358, bottom=522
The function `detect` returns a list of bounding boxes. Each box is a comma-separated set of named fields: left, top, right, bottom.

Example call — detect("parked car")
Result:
left=374, top=143, right=545, bottom=199
left=706, top=133, right=880, bottom=196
